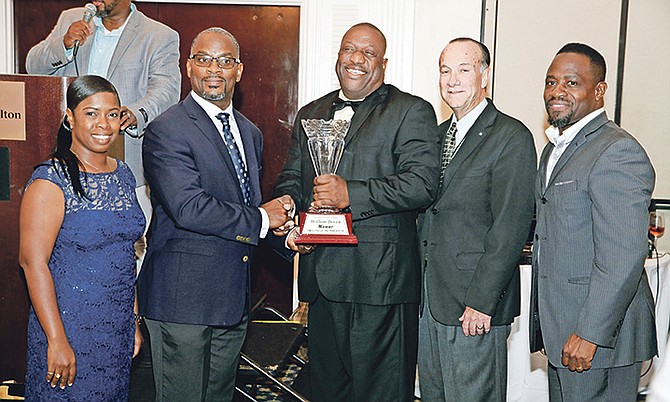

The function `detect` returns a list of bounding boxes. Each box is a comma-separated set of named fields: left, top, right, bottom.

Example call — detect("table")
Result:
left=507, top=254, right=670, bottom=401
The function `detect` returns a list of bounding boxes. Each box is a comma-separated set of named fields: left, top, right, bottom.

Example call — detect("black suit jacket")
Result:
left=418, top=100, right=536, bottom=325
left=274, top=84, right=441, bottom=305
left=138, top=94, right=264, bottom=326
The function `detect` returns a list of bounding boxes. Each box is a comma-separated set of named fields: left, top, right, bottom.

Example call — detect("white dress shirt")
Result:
left=450, top=98, right=488, bottom=156
left=544, top=107, right=604, bottom=187
left=333, top=90, right=364, bottom=121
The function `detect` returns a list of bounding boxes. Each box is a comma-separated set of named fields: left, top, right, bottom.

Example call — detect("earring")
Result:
left=62, top=116, right=72, bottom=131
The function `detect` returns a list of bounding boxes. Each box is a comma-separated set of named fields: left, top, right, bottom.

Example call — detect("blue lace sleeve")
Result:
left=26, top=161, right=78, bottom=212
left=26, top=161, right=68, bottom=192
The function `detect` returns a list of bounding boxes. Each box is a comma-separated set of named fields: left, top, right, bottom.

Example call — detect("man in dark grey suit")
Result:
left=274, top=23, right=440, bottom=402
left=417, top=38, right=536, bottom=401
left=138, top=28, right=293, bottom=401
left=532, top=43, right=656, bottom=401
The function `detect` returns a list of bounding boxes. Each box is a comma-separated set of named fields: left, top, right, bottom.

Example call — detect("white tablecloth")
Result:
left=507, top=254, right=670, bottom=401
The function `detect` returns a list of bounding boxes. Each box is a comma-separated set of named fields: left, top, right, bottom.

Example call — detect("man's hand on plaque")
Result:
left=272, top=220, right=295, bottom=237
left=312, top=174, right=349, bottom=209
left=287, top=227, right=316, bottom=254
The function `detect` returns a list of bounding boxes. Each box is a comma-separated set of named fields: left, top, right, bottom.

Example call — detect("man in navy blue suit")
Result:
left=138, top=27, right=294, bottom=401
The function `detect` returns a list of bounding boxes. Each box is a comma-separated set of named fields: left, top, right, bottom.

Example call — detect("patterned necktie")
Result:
left=438, top=121, right=458, bottom=185
left=216, top=112, right=251, bottom=205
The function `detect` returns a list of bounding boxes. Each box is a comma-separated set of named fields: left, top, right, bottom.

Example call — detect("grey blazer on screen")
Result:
left=26, top=5, right=182, bottom=184
left=531, top=111, right=657, bottom=369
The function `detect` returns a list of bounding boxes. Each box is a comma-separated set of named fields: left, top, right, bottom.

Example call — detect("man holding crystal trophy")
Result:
left=273, top=22, right=441, bottom=402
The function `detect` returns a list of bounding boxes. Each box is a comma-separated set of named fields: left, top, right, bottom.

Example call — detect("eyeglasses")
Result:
left=189, top=54, right=241, bottom=69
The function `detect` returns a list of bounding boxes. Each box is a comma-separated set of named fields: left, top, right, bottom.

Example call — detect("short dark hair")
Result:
left=191, top=27, right=240, bottom=57
left=449, top=37, right=491, bottom=71
left=347, top=22, right=387, bottom=56
left=557, top=42, right=606, bottom=82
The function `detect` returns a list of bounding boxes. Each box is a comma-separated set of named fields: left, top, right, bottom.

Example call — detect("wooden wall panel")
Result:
left=0, top=74, right=71, bottom=382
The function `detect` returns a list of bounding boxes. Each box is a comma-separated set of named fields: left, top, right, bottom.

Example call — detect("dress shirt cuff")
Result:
left=64, top=45, right=74, bottom=62
left=259, top=207, right=269, bottom=239
left=284, top=227, right=299, bottom=249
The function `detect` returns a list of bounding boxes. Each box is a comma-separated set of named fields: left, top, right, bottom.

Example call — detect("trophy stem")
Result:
left=308, top=205, right=340, bottom=214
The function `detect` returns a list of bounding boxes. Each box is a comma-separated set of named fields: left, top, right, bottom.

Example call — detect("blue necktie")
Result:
left=216, top=112, right=251, bottom=205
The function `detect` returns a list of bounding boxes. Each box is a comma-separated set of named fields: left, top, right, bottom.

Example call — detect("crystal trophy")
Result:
left=295, top=119, right=358, bottom=245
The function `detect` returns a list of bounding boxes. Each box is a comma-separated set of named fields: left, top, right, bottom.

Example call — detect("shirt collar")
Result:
left=190, top=90, right=234, bottom=117
left=337, top=83, right=386, bottom=102
left=545, top=107, right=604, bottom=147
left=337, top=90, right=365, bottom=102
left=452, top=98, right=488, bottom=134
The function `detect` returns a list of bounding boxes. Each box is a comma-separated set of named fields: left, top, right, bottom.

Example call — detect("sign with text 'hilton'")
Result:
left=0, top=81, right=26, bottom=141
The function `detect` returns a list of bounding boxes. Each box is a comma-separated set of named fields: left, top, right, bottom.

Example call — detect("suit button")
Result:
left=432, top=208, right=438, bottom=215
left=242, top=255, right=249, bottom=262
left=422, top=240, right=427, bottom=246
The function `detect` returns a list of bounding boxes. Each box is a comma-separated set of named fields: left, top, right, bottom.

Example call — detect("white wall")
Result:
left=412, top=0, right=482, bottom=122
left=491, top=0, right=621, bottom=157
left=622, top=0, right=670, bottom=250
left=621, top=0, right=670, bottom=199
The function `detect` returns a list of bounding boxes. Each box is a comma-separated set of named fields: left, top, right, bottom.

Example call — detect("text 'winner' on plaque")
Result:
left=295, top=119, right=358, bottom=245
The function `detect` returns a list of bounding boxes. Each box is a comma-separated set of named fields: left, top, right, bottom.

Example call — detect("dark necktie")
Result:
left=332, top=98, right=363, bottom=113
left=439, top=121, right=458, bottom=185
left=216, top=112, right=251, bottom=205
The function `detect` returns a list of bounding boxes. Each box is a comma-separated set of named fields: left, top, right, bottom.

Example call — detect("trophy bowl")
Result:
left=302, top=119, right=350, bottom=213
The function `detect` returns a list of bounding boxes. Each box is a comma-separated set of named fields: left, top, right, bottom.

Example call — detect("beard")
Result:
left=546, top=105, right=574, bottom=129
left=95, top=0, right=121, bottom=19
left=202, top=92, right=227, bottom=102
left=199, top=78, right=229, bottom=102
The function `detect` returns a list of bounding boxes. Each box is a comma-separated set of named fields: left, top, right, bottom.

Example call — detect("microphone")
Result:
left=73, top=3, right=97, bottom=50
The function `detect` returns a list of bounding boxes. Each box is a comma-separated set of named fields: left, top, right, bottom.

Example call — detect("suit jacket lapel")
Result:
left=234, top=110, right=262, bottom=205
left=344, top=85, right=387, bottom=147
left=538, top=143, right=553, bottom=194
left=106, top=10, right=140, bottom=77
left=439, top=100, right=496, bottom=194
left=545, top=111, right=609, bottom=187
left=184, top=96, right=241, bottom=192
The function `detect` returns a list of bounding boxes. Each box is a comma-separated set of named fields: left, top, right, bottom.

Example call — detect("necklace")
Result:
left=72, top=151, right=110, bottom=173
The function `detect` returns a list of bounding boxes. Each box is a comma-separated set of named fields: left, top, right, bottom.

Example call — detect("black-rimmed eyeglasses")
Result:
left=189, top=54, right=241, bottom=69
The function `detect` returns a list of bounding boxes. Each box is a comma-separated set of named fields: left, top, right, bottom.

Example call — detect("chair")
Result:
left=0, top=380, right=24, bottom=401
left=235, top=305, right=308, bottom=402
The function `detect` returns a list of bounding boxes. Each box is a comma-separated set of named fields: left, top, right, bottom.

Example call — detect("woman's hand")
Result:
left=133, top=320, right=144, bottom=358
left=46, top=337, right=76, bottom=389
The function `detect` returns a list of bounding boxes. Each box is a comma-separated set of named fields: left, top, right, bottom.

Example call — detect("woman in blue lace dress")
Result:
left=19, top=75, right=146, bottom=401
